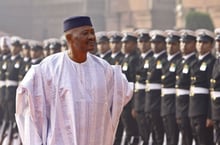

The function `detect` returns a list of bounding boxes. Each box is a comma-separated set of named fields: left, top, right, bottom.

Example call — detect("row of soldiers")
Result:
left=0, top=36, right=68, bottom=145
left=94, top=28, right=220, bottom=145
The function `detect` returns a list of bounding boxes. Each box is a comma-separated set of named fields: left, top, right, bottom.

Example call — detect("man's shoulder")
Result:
left=40, top=52, right=64, bottom=65
left=89, top=53, right=111, bottom=67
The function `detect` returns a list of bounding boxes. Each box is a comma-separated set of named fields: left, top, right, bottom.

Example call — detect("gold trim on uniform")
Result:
left=122, top=62, right=128, bottom=71
left=210, top=79, right=216, bottom=84
left=169, top=63, right=176, bottom=72
left=156, top=60, right=162, bottom=69
left=200, top=62, right=207, bottom=71
left=161, top=75, right=165, bottom=80
left=2, top=62, right=7, bottom=70
left=14, top=61, right=20, bottom=69
left=182, top=64, right=189, bottom=74
left=144, top=60, right=149, bottom=69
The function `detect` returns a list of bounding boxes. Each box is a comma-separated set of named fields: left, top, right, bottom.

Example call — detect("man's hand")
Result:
left=131, top=109, right=137, bottom=118
left=206, top=118, right=213, bottom=127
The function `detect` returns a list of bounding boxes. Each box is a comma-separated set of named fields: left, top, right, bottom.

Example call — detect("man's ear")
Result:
left=65, top=33, right=72, bottom=43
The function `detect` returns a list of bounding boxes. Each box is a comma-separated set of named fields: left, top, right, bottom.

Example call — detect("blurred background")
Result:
left=0, top=0, right=220, bottom=40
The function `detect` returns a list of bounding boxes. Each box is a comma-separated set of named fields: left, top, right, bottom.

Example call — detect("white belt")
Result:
left=146, top=83, right=161, bottom=90
left=190, top=86, right=209, bottom=95
left=6, top=80, right=18, bottom=87
left=161, top=88, right=176, bottom=95
left=135, top=82, right=145, bottom=90
left=211, top=91, right=220, bottom=100
left=0, top=80, right=5, bottom=88
left=176, top=89, right=190, bottom=96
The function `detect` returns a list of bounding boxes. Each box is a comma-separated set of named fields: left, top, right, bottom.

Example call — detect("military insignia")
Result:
left=210, top=92, right=216, bottom=100
left=122, top=63, right=128, bottom=71
left=182, top=64, right=189, bottom=74
left=2, top=62, right=7, bottom=70
left=25, top=65, right=29, bottom=72
left=144, top=60, right=149, bottom=69
left=156, top=60, right=162, bottom=69
left=200, top=62, right=207, bottom=71
left=161, top=75, right=165, bottom=80
left=169, top=63, right=176, bottom=72
left=14, top=61, right=20, bottom=69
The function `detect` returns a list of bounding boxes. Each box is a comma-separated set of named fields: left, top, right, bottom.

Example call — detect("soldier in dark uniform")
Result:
left=160, top=30, right=181, bottom=145
left=4, top=36, right=24, bottom=143
left=145, top=30, right=166, bottom=145
left=121, top=32, right=139, bottom=145
left=108, top=31, right=124, bottom=65
left=176, top=29, right=197, bottom=145
left=49, top=38, right=62, bottom=55
left=96, top=32, right=111, bottom=63
left=29, top=41, right=44, bottom=65
left=133, top=29, right=154, bottom=145
left=210, top=28, right=220, bottom=145
left=189, top=29, right=215, bottom=145
left=20, top=40, right=31, bottom=78
left=43, top=39, right=51, bottom=57
left=108, top=31, right=125, bottom=145
left=0, top=37, right=11, bottom=126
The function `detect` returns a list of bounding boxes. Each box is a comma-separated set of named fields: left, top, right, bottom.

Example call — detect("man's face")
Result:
left=110, top=42, right=122, bottom=53
left=180, top=41, right=195, bottom=55
left=166, top=41, right=180, bottom=55
left=122, top=41, right=136, bottom=54
left=196, top=41, right=213, bottom=55
left=10, top=45, right=21, bottom=55
left=151, top=41, right=165, bottom=53
left=22, top=48, right=30, bottom=57
left=67, top=26, right=96, bottom=53
left=30, top=50, right=42, bottom=59
left=138, top=41, right=151, bottom=53
left=97, top=41, right=110, bottom=54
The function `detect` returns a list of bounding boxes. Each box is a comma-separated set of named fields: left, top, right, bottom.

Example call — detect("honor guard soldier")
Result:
left=96, top=31, right=111, bottom=63
left=108, top=31, right=125, bottom=145
left=49, top=38, right=61, bottom=55
left=210, top=28, right=220, bottom=145
left=43, top=39, right=51, bottom=57
left=108, top=31, right=124, bottom=65
left=121, top=31, right=139, bottom=145
left=189, top=29, right=215, bottom=145
left=20, top=40, right=31, bottom=78
left=133, top=29, right=154, bottom=145
left=161, top=30, right=181, bottom=145
left=4, top=36, right=24, bottom=143
left=0, top=37, right=11, bottom=127
left=29, top=41, right=43, bottom=65
left=145, top=30, right=167, bottom=145
left=176, top=29, right=197, bottom=145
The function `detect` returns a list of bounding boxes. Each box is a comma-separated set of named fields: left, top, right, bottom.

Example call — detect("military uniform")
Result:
left=161, top=30, right=181, bottom=145
left=189, top=29, right=215, bottom=145
left=30, top=41, right=44, bottom=65
left=96, top=32, right=112, bottom=63
left=20, top=41, right=31, bottom=78
left=145, top=30, right=166, bottom=145
left=133, top=29, right=154, bottom=145
left=175, top=30, right=197, bottom=145
left=108, top=31, right=124, bottom=65
left=121, top=32, right=139, bottom=145
left=0, top=54, right=10, bottom=122
left=210, top=28, right=220, bottom=144
left=108, top=31, right=125, bottom=145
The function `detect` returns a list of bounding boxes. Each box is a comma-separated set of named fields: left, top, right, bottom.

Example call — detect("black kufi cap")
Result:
left=63, top=16, right=93, bottom=32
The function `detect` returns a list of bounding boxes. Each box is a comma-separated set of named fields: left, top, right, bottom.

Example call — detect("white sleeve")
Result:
left=110, top=65, right=133, bottom=129
left=15, top=66, right=48, bottom=145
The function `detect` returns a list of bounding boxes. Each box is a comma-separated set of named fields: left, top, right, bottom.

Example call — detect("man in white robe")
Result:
left=15, top=16, right=133, bottom=145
